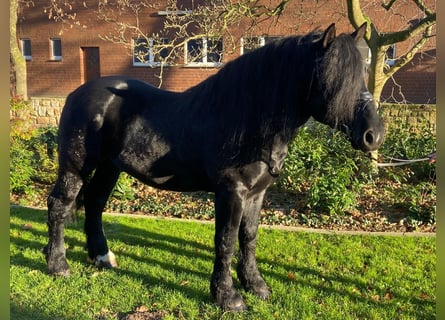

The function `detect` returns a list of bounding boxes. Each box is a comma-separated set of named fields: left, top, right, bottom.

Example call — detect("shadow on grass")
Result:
left=259, top=258, right=435, bottom=320
left=10, top=301, right=53, bottom=320
left=10, top=206, right=435, bottom=319
left=10, top=206, right=214, bottom=309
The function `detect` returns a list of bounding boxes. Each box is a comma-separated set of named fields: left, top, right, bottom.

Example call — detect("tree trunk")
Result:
left=10, top=0, right=28, bottom=100
left=366, top=46, right=390, bottom=170
left=368, top=46, right=388, bottom=103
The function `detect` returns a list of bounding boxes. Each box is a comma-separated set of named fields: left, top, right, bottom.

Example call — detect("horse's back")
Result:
left=62, top=76, right=164, bottom=118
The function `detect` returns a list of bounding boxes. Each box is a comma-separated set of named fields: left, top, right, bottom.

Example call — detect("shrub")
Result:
left=276, top=122, right=371, bottom=214
left=276, top=116, right=435, bottom=220
left=10, top=139, right=35, bottom=195
left=10, top=98, right=36, bottom=195
left=26, top=126, right=59, bottom=185
left=378, top=119, right=436, bottom=226
left=379, top=119, right=436, bottom=182
left=112, top=173, right=137, bottom=202
left=10, top=97, right=59, bottom=195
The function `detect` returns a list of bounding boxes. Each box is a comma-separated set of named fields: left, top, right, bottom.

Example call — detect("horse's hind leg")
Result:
left=46, top=170, right=84, bottom=276
left=83, top=161, right=121, bottom=268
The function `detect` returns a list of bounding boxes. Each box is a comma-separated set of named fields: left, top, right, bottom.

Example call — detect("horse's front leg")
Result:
left=237, top=189, right=271, bottom=300
left=211, top=184, right=247, bottom=311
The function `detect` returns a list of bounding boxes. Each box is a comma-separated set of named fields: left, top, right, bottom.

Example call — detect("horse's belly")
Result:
left=115, top=151, right=213, bottom=192
left=143, top=172, right=214, bottom=192
left=115, top=116, right=214, bottom=191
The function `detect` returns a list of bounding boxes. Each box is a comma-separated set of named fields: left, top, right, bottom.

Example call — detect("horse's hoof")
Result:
left=238, top=273, right=271, bottom=300
left=224, top=299, right=248, bottom=312
left=51, top=269, right=70, bottom=277
left=214, top=289, right=247, bottom=312
left=252, top=285, right=271, bottom=300
left=45, top=246, right=71, bottom=276
left=247, top=280, right=271, bottom=300
left=88, top=250, right=118, bottom=269
left=221, top=295, right=248, bottom=312
left=48, top=261, right=70, bottom=277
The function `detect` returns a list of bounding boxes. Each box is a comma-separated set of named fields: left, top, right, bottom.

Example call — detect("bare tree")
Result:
left=96, top=0, right=297, bottom=86
left=10, top=0, right=28, bottom=99
left=347, top=0, right=436, bottom=102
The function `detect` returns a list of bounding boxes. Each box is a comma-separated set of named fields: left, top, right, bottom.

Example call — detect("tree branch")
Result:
left=382, top=0, right=433, bottom=16
left=384, top=26, right=433, bottom=79
left=379, top=12, right=435, bottom=45
left=381, top=0, right=397, bottom=10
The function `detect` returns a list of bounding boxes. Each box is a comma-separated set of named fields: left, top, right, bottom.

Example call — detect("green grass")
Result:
left=10, top=207, right=435, bottom=320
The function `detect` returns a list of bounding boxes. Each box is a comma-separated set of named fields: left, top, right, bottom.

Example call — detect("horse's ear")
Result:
left=322, top=23, right=336, bottom=48
left=351, top=22, right=367, bottom=43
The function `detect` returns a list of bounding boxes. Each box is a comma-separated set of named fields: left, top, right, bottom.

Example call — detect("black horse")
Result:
left=45, top=23, right=384, bottom=311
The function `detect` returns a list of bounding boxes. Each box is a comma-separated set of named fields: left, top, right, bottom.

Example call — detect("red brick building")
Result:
left=16, top=0, right=435, bottom=104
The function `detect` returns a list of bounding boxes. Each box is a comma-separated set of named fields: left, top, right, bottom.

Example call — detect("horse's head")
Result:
left=309, top=23, right=384, bottom=152
left=341, top=88, right=385, bottom=152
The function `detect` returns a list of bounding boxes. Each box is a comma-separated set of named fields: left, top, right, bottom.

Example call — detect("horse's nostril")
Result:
left=364, top=129, right=375, bottom=146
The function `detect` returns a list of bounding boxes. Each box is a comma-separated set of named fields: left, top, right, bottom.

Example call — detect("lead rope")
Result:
left=372, top=152, right=436, bottom=167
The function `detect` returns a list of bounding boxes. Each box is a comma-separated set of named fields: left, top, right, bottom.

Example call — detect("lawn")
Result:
left=10, top=206, right=435, bottom=320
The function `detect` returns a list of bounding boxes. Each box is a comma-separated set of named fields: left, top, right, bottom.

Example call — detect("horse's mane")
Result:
left=318, top=33, right=364, bottom=126
left=185, top=30, right=363, bottom=162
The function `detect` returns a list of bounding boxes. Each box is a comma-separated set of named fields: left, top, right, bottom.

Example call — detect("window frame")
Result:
left=20, top=38, right=32, bottom=61
left=49, top=38, right=62, bottom=61
left=132, top=37, right=169, bottom=67
left=184, top=37, right=223, bottom=67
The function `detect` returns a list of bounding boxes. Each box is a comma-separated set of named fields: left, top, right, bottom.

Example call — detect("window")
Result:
left=241, top=36, right=282, bottom=55
left=20, top=38, right=32, bottom=61
left=133, top=37, right=169, bottom=67
left=241, top=37, right=265, bottom=55
left=386, top=44, right=396, bottom=66
left=50, top=38, right=62, bottom=61
left=157, top=9, right=192, bottom=16
left=185, top=37, right=223, bottom=66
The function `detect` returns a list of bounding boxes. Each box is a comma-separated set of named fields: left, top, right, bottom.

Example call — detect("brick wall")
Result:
left=380, top=104, right=436, bottom=134
left=17, top=0, right=435, bottom=102
left=381, top=49, right=436, bottom=104
left=28, top=97, right=65, bottom=126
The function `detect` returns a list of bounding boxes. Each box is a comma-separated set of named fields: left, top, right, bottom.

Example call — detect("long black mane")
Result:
left=318, top=33, right=364, bottom=125
left=184, top=30, right=363, bottom=162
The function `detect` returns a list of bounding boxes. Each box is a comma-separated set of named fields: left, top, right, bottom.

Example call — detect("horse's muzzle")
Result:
left=361, top=128, right=384, bottom=152
left=349, top=91, right=385, bottom=152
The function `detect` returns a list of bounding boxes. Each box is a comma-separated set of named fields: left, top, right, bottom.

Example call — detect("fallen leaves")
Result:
left=370, top=292, right=393, bottom=302
left=22, top=223, right=33, bottom=230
